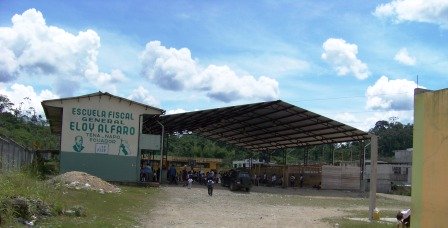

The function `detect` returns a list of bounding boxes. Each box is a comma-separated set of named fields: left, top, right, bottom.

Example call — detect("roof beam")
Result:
left=200, top=104, right=300, bottom=136
left=217, top=123, right=348, bottom=146
left=229, top=129, right=363, bottom=149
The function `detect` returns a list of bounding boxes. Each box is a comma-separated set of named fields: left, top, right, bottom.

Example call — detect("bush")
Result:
left=392, top=185, right=411, bottom=196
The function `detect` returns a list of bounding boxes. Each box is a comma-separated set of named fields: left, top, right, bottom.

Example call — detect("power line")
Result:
left=289, top=92, right=413, bottom=102
left=319, top=109, right=413, bottom=115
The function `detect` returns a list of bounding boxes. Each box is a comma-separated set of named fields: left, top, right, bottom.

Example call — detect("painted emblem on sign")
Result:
left=118, top=139, right=130, bottom=155
left=73, top=135, right=85, bottom=152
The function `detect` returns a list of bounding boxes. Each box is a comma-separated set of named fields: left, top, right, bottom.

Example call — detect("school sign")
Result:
left=42, top=92, right=164, bottom=182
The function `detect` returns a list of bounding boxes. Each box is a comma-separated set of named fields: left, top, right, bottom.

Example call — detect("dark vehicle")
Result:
left=221, top=169, right=252, bottom=192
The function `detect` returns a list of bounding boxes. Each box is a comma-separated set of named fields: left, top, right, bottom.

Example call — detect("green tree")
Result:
left=0, top=95, right=14, bottom=113
left=368, top=118, right=413, bottom=158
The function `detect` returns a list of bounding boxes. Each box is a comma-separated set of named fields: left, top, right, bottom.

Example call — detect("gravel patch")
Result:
left=48, top=171, right=121, bottom=193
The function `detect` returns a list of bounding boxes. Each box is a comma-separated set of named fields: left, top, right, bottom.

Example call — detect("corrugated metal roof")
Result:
left=143, top=100, right=372, bottom=151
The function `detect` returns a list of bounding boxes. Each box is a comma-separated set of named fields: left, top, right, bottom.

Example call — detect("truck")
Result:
left=221, top=169, right=252, bottom=192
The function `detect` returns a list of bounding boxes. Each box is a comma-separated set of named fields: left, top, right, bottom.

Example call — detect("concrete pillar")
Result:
left=369, top=135, right=378, bottom=220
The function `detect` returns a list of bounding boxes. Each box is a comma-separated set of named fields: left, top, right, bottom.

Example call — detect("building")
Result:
left=232, top=158, right=268, bottom=168
left=363, top=148, right=412, bottom=193
left=42, top=92, right=376, bottom=190
left=42, top=92, right=164, bottom=182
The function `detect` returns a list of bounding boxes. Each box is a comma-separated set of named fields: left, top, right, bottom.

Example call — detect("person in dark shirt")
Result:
left=206, top=172, right=215, bottom=196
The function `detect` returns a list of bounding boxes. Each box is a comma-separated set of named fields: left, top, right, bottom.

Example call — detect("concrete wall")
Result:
left=413, top=88, right=448, bottom=227
left=394, top=149, right=412, bottom=163
left=0, top=136, right=34, bottom=172
left=364, top=163, right=411, bottom=193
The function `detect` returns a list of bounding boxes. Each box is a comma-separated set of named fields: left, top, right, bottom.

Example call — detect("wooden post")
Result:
left=369, top=135, right=378, bottom=220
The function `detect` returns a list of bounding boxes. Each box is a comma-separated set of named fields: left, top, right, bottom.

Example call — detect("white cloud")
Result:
left=0, top=46, right=18, bottom=81
left=365, top=76, right=419, bottom=111
left=331, top=110, right=413, bottom=131
left=167, top=108, right=187, bottom=115
left=0, top=8, right=126, bottom=95
left=127, top=86, right=159, bottom=107
left=374, top=0, right=448, bottom=29
left=363, top=111, right=413, bottom=131
left=321, top=38, right=370, bottom=80
left=0, top=83, right=58, bottom=115
left=333, top=112, right=358, bottom=125
left=140, top=41, right=279, bottom=102
left=394, top=48, right=416, bottom=65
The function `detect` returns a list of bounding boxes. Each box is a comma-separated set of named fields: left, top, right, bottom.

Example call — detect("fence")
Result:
left=321, top=165, right=360, bottom=190
left=250, top=164, right=322, bottom=187
left=0, top=136, right=34, bottom=172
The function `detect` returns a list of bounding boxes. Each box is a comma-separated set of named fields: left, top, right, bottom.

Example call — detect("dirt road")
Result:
left=140, top=185, right=361, bottom=228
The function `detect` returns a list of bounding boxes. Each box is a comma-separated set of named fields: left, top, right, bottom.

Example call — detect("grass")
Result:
left=0, top=170, right=161, bottom=227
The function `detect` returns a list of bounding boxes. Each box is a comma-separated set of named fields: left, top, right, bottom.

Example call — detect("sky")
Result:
left=0, top=0, right=447, bottom=131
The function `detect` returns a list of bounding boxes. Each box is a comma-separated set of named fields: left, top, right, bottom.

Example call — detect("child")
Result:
left=207, top=179, right=214, bottom=196
left=187, top=175, right=193, bottom=189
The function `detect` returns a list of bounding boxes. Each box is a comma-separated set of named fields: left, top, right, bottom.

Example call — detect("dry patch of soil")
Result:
left=140, top=185, right=358, bottom=228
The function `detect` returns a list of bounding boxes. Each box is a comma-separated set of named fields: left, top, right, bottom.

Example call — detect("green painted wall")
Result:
left=412, top=88, right=448, bottom=227
left=412, top=91, right=424, bottom=227
left=60, top=152, right=139, bottom=182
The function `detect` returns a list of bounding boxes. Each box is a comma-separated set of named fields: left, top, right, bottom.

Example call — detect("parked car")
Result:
left=221, top=169, right=252, bottom=192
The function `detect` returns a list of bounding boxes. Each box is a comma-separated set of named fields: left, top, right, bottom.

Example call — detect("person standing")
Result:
left=187, top=174, right=193, bottom=189
left=144, top=163, right=152, bottom=182
left=271, top=173, right=277, bottom=186
left=290, top=174, right=296, bottom=187
left=299, top=173, right=304, bottom=188
left=169, top=164, right=177, bottom=184
left=206, top=172, right=215, bottom=196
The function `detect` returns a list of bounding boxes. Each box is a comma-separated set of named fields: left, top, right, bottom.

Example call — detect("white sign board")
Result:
left=139, top=134, right=161, bottom=150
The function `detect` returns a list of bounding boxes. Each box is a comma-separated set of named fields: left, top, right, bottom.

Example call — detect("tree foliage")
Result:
left=165, top=134, right=248, bottom=168
left=368, top=118, right=413, bottom=158
left=0, top=95, right=59, bottom=150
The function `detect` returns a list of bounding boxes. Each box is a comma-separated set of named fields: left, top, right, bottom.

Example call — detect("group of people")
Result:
left=288, top=174, right=304, bottom=188
left=178, top=168, right=221, bottom=185
left=143, top=163, right=217, bottom=196
left=254, top=172, right=304, bottom=188
left=140, top=162, right=159, bottom=182
left=180, top=169, right=216, bottom=196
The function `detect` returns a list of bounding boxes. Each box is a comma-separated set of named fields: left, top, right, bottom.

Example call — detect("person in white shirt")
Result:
left=187, top=175, right=193, bottom=189
left=271, top=174, right=277, bottom=186
left=396, top=209, right=411, bottom=227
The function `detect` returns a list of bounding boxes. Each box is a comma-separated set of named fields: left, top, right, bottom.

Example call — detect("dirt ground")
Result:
left=140, top=184, right=372, bottom=228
